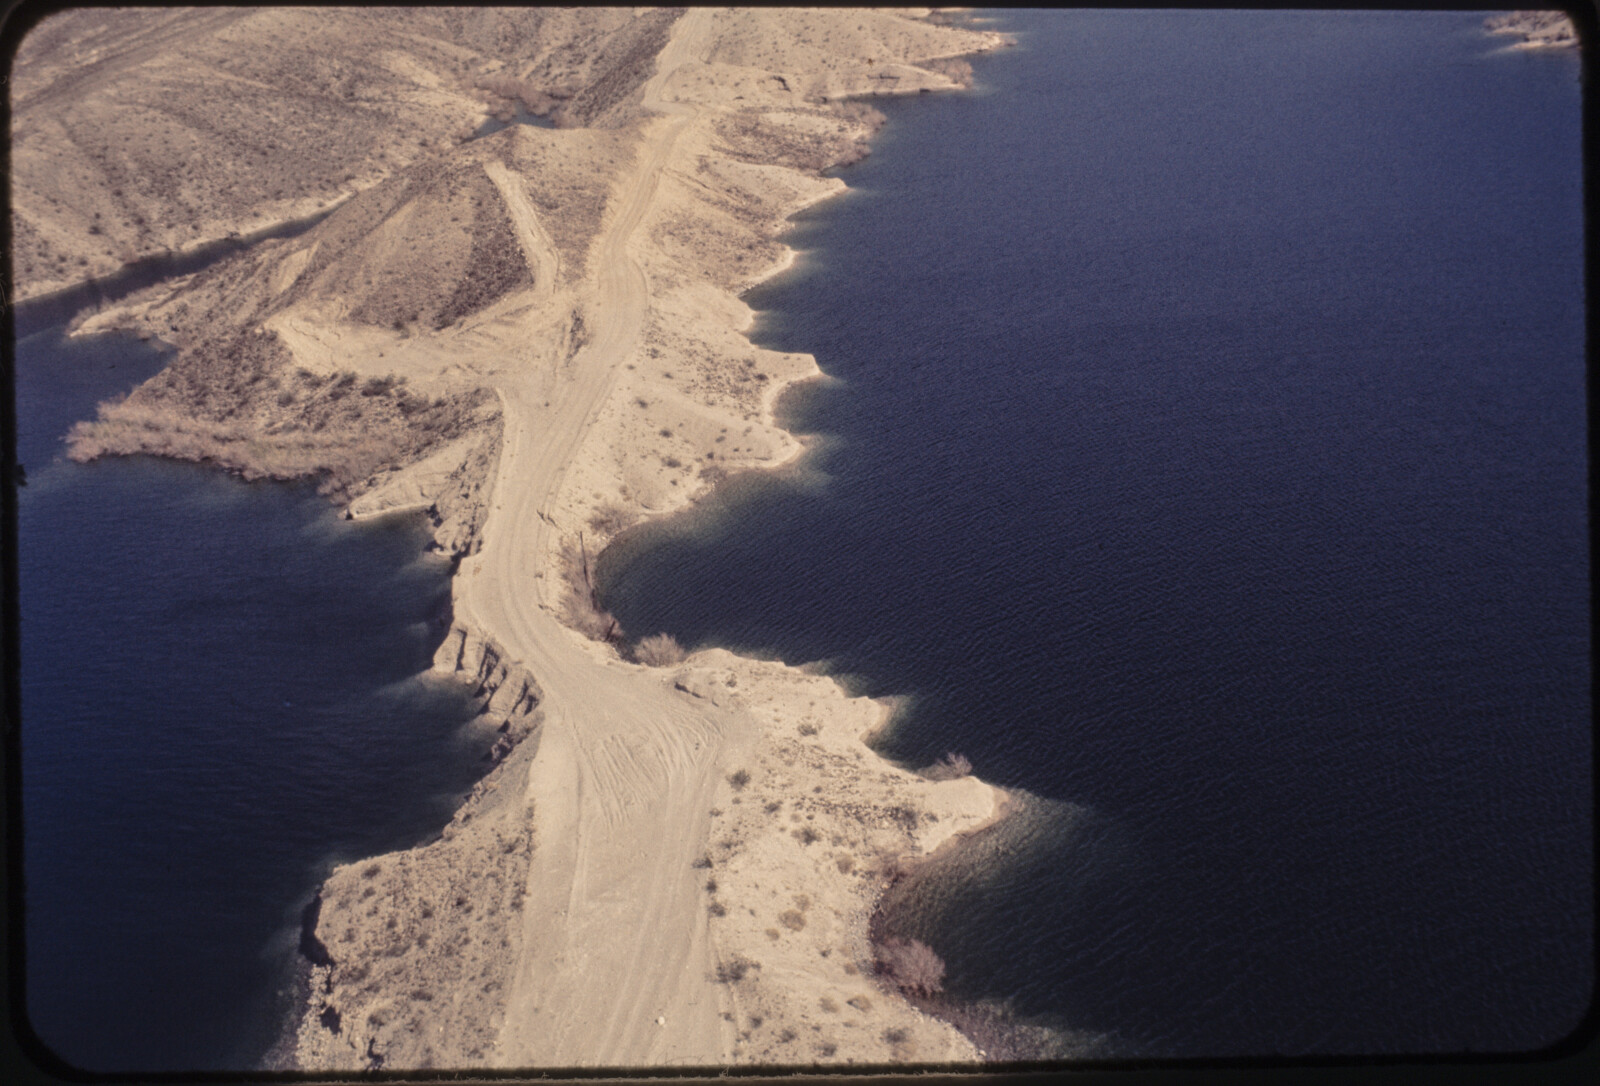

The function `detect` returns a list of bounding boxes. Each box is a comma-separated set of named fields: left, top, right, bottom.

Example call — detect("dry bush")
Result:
left=875, top=936, right=945, bottom=996
left=586, top=501, right=635, bottom=540
left=715, top=955, right=758, bottom=984
left=634, top=633, right=686, bottom=667
left=917, top=751, right=973, bottom=782
left=64, top=327, right=493, bottom=501
left=558, top=535, right=618, bottom=641
left=923, top=56, right=974, bottom=86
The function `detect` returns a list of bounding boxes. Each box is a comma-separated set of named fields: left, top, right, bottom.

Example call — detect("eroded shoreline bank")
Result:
left=22, top=6, right=1020, bottom=1069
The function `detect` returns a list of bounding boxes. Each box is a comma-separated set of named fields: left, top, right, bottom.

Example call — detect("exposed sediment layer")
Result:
left=16, top=6, right=1017, bottom=1069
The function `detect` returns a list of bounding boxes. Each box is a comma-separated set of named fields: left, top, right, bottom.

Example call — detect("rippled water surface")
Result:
left=599, top=10, right=1589, bottom=1056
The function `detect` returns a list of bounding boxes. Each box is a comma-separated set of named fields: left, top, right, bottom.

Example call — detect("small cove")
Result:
left=15, top=327, right=495, bottom=1071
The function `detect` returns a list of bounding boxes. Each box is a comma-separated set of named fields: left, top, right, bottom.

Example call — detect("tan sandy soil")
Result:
left=20, top=6, right=1017, bottom=1070
left=9, top=6, right=673, bottom=302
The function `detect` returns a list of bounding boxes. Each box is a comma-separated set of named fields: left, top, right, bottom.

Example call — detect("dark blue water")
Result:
left=15, top=329, right=492, bottom=1071
left=598, top=10, right=1590, bottom=1057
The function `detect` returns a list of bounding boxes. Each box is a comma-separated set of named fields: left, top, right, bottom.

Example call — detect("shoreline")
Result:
left=326, top=12, right=1019, bottom=1065
left=22, top=7, right=1021, bottom=1069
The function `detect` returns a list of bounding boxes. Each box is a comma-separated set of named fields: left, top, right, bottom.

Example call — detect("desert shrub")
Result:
left=587, top=501, right=634, bottom=539
left=634, top=633, right=686, bottom=667
left=886, top=804, right=920, bottom=830
left=924, top=56, right=975, bottom=87
left=780, top=909, right=806, bottom=932
left=715, top=956, right=757, bottom=984
left=918, top=751, right=973, bottom=781
left=875, top=937, right=945, bottom=996
left=727, top=769, right=750, bottom=791
left=559, top=535, right=618, bottom=642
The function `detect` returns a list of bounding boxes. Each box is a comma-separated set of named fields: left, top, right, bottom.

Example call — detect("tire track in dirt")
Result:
left=458, top=8, right=738, bottom=1067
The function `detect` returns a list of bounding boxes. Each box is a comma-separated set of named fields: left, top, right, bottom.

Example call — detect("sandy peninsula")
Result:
left=13, top=5, right=1030, bottom=1070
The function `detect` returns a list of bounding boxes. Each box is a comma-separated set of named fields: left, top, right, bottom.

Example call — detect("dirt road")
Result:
left=454, top=9, right=744, bottom=1066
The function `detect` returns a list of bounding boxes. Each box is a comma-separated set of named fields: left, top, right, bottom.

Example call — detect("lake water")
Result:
left=598, top=10, right=1590, bottom=1057
left=14, top=329, right=494, bottom=1071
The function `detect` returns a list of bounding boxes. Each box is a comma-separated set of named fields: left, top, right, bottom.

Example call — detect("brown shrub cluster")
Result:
left=66, top=329, right=492, bottom=500
left=586, top=501, right=634, bottom=540
left=917, top=751, right=973, bottom=782
left=558, top=535, right=619, bottom=641
left=713, top=103, right=885, bottom=175
left=633, top=633, right=687, bottom=667
left=474, top=74, right=566, bottom=117
left=875, top=936, right=945, bottom=996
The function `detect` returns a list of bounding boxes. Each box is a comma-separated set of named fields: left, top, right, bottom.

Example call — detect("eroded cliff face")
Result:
left=291, top=628, right=544, bottom=1071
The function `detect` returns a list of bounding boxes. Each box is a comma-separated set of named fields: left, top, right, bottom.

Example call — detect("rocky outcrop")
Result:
left=1484, top=11, right=1578, bottom=48
left=433, top=623, right=542, bottom=762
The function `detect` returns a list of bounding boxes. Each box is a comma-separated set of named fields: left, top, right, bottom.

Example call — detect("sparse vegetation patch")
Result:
left=634, top=633, right=687, bottom=667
